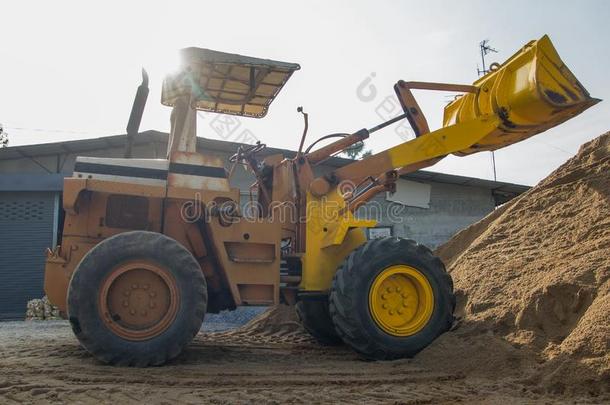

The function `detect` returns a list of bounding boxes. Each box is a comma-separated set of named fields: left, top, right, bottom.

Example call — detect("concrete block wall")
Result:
left=357, top=182, right=495, bottom=249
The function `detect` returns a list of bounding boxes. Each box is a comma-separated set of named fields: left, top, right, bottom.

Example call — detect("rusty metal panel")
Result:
left=105, top=194, right=149, bottom=230
left=167, top=151, right=230, bottom=192
left=224, top=242, right=276, bottom=263
left=206, top=217, right=282, bottom=307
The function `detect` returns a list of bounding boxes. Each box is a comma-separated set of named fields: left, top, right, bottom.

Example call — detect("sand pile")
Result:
left=234, top=304, right=304, bottom=336
left=433, top=132, right=609, bottom=395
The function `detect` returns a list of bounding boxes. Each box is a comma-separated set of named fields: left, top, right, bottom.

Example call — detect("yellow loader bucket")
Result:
left=444, top=35, right=600, bottom=155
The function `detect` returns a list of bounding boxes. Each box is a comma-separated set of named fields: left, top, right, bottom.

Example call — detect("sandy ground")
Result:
left=0, top=320, right=602, bottom=404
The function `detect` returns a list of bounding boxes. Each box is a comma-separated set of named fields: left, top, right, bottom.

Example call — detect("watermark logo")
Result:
left=356, top=72, right=377, bottom=102
left=208, top=114, right=241, bottom=140
left=199, top=111, right=260, bottom=145
left=356, top=73, right=415, bottom=142
left=337, top=180, right=356, bottom=199
left=178, top=192, right=407, bottom=231
left=180, top=192, right=203, bottom=223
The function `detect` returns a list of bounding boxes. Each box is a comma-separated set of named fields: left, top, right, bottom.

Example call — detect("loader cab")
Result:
left=158, top=47, right=302, bottom=206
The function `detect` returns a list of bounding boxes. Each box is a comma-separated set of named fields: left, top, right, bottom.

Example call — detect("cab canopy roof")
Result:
left=162, top=48, right=300, bottom=118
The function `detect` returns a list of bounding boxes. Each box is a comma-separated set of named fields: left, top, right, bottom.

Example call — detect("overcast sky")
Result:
left=1, top=0, right=608, bottom=185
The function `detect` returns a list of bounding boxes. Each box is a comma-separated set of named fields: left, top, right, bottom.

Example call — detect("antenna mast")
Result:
left=477, top=39, right=498, bottom=181
left=478, top=39, right=498, bottom=76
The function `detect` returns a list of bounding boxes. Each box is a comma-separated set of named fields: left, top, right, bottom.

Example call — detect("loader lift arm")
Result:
left=307, top=35, right=599, bottom=200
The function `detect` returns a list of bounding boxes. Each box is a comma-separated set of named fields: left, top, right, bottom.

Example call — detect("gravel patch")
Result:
left=0, top=306, right=268, bottom=338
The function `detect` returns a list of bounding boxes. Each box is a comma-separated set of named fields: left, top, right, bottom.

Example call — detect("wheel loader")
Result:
left=44, top=35, right=598, bottom=366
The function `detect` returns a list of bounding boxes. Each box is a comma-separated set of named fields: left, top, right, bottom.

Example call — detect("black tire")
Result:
left=67, top=231, right=207, bottom=367
left=329, top=237, right=455, bottom=360
left=296, top=300, right=342, bottom=346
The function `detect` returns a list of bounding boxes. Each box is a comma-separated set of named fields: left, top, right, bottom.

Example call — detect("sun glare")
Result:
left=143, top=48, right=183, bottom=80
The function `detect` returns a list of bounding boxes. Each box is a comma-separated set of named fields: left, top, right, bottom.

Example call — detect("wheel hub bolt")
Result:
left=389, top=310, right=395, bottom=315
left=398, top=308, right=404, bottom=315
left=129, top=309, right=136, bottom=315
left=122, top=300, right=129, bottom=307
left=143, top=284, right=150, bottom=290
left=387, top=287, right=393, bottom=293
left=131, top=284, right=138, bottom=290
left=123, top=290, right=130, bottom=297
left=382, top=303, right=388, bottom=309
left=141, top=310, right=147, bottom=316
left=403, top=300, right=408, bottom=307
left=149, top=302, right=156, bottom=309
left=150, top=291, right=157, bottom=298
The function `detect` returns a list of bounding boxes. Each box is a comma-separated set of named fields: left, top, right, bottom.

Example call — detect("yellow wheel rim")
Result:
left=368, top=265, right=434, bottom=336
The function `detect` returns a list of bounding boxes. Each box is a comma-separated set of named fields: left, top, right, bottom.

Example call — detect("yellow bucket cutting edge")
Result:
left=444, top=35, right=600, bottom=156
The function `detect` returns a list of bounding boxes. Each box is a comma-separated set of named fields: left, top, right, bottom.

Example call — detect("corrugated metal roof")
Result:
left=0, top=130, right=530, bottom=195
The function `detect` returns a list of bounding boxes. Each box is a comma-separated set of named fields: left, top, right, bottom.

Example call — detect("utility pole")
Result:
left=477, top=39, right=498, bottom=181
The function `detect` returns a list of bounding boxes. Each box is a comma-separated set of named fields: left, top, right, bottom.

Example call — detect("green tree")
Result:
left=0, top=124, right=8, bottom=148
left=343, top=141, right=372, bottom=159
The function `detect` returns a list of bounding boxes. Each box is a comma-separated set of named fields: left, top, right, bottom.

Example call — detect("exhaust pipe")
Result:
left=124, top=68, right=149, bottom=158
